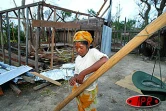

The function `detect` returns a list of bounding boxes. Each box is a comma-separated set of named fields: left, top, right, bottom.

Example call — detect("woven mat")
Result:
left=115, top=71, right=142, bottom=94
left=115, top=71, right=166, bottom=94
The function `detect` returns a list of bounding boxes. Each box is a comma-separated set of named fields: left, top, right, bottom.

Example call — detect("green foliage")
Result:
left=112, top=19, right=136, bottom=31
left=60, top=11, right=72, bottom=21
left=87, top=9, right=97, bottom=16
left=0, top=21, right=25, bottom=44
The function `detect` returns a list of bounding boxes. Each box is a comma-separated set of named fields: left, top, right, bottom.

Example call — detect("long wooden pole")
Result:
left=54, top=12, right=166, bottom=111
left=96, top=0, right=108, bottom=16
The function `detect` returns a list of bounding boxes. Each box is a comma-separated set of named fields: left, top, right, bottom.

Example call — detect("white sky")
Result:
left=1, top=0, right=138, bottom=21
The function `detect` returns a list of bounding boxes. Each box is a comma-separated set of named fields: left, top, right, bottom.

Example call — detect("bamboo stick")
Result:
left=54, top=12, right=166, bottom=111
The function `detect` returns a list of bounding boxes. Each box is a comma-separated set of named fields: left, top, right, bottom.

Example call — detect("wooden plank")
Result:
left=31, top=72, right=61, bottom=86
left=32, top=20, right=80, bottom=29
left=33, top=82, right=51, bottom=90
left=53, top=12, right=166, bottom=111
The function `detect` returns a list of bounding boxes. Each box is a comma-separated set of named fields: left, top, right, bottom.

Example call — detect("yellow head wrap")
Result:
left=73, top=31, right=93, bottom=45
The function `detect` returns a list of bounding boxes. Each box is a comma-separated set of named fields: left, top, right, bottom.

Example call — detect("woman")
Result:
left=69, top=31, right=108, bottom=111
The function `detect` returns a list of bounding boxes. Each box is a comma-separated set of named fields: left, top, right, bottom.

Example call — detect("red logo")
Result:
left=126, top=95, right=160, bottom=108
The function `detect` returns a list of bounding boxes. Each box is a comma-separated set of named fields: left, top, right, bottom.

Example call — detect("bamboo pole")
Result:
left=53, top=12, right=166, bottom=111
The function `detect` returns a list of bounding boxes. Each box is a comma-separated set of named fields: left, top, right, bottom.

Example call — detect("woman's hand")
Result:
left=75, top=72, right=86, bottom=84
left=69, top=77, right=76, bottom=86
left=69, top=74, right=78, bottom=86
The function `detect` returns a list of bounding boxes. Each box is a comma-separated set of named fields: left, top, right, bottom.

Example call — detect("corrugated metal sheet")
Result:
left=101, top=25, right=112, bottom=56
left=35, top=63, right=75, bottom=81
left=0, top=63, right=32, bottom=85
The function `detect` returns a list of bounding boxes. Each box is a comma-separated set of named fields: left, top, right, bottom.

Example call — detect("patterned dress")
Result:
left=72, top=84, right=98, bottom=111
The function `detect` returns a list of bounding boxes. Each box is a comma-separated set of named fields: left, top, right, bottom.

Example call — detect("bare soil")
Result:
left=1, top=53, right=166, bottom=111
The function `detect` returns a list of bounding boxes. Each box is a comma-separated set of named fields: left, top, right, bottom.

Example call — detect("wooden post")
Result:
left=6, top=12, right=11, bottom=65
left=53, top=9, right=56, bottom=51
left=88, top=16, right=89, bottom=25
left=63, top=29, right=66, bottom=46
left=18, top=9, right=21, bottom=66
left=25, top=7, right=29, bottom=65
left=53, top=12, right=166, bottom=111
left=50, top=28, right=55, bottom=69
left=67, top=29, right=70, bottom=44
left=71, top=29, right=75, bottom=63
left=0, top=14, right=5, bottom=62
left=54, top=9, right=56, bottom=21
left=35, top=5, right=40, bottom=72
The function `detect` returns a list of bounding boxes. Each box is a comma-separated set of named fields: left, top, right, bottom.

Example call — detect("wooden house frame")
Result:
left=0, top=1, right=106, bottom=72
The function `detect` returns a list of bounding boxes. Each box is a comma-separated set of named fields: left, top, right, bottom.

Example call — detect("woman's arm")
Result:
left=75, top=56, right=108, bottom=84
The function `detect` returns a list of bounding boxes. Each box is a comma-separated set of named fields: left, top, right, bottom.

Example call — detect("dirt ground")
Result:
left=1, top=53, right=166, bottom=111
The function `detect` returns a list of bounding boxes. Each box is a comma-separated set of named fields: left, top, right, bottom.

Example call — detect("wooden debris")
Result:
left=33, top=82, right=51, bottom=90
left=21, top=75, right=35, bottom=84
left=9, top=83, right=21, bottom=95
left=0, top=50, right=44, bottom=67
left=0, top=86, right=4, bottom=95
left=31, top=72, right=61, bottom=86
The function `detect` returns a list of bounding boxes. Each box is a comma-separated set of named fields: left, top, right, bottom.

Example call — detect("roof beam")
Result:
left=32, top=20, right=80, bottom=29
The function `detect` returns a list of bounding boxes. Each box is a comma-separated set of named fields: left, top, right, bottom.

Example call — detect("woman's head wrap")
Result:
left=73, top=31, right=93, bottom=45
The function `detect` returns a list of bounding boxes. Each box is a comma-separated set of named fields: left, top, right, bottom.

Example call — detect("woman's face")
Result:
left=74, top=42, right=89, bottom=57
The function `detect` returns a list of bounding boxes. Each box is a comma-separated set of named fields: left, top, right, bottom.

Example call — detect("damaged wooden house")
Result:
left=0, top=1, right=111, bottom=94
